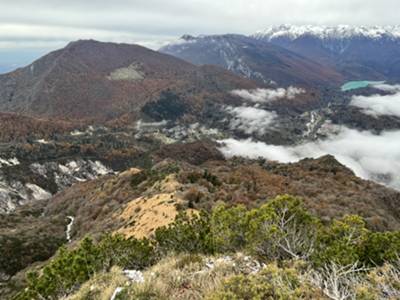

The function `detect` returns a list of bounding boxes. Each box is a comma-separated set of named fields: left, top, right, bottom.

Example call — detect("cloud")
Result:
left=0, top=1, right=399, bottom=68
left=0, top=1, right=398, bottom=50
left=219, top=138, right=297, bottom=162
left=222, top=84, right=400, bottom=190
left=225, top=106, right=277, bottom=135
left=371, top=83, right=400, bottom=92
left=350, top=84, right=400, bottom=117
left=219, top=127, right=400, bottom=190
left=231, top=87, right=305, bottom=103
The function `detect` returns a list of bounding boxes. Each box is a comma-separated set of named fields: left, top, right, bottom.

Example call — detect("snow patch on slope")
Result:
left=1, top=159, right=113, bottom=214
left=303, top=111, right=323, bottom=138
left=161, top=35, right=269, bottom=82
left=0, top=157, right=20, bottom=167
left=66, top=216, right=74, bottom=242
left=25, top=183, right=52, bottom=200
left=0, top=179, right=48, bottom=214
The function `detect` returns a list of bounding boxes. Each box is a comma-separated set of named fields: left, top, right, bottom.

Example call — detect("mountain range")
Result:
left=160, top=34, right=343, bottom=87
left=161, top=25, right=400, bottom=83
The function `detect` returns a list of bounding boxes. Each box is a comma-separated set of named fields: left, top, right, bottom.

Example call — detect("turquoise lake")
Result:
left=341, top=81, right=385, bottom=92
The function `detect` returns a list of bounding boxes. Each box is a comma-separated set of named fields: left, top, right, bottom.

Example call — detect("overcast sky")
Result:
left=0, top=0, right=398, bottom=71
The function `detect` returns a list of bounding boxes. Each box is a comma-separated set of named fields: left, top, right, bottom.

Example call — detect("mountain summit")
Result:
left=0, top=40, right=255, bottom=122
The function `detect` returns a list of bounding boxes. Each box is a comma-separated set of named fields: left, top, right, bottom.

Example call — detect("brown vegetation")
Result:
left=0, top=112, right=82, bottom=142
left=0, top=40, right=257, bottom=122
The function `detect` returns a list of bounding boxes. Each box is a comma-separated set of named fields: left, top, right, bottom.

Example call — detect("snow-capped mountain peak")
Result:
left=253, top=24, right=400, bottom=41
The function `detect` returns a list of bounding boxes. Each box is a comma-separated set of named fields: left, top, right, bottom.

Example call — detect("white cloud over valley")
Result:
left=351, top=84, right=400, bottom=118
left=220, top=85, right=400, bottom=190
left=225, top=106, right=277, bottom=135
left=231, top=87, right=305, bottom=103
left=219, top=127, right=400, bottom=190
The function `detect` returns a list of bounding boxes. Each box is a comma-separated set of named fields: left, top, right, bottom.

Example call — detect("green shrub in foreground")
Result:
left=245, top=195, right=320, bottom=261
left=154, top=195, right=400, bottom=267
left=154, top=210, right=214, bottom=255
left=98, top=234, right=155, bottom=270
left=14, top=195, right=400, bottom=299
left=14, top=235, right=155, bottom=300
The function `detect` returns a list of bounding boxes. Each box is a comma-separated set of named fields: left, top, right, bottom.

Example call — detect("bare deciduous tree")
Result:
left=275, top=205, right=316, bottom=260
left=309, top=262, right=367, bottom=300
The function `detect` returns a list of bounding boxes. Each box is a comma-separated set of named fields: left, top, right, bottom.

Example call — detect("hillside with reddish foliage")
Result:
left=0, top=40, right=257, bottom=122
left=0, top=112, right=82, bottom=142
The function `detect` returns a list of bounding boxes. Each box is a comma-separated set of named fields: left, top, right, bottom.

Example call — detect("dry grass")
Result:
left=65, top=267, right=127, bottom=300
left=121, top=253, right=265, bottom=300
left=63, top=254, right=400, bottom=300
left=63, top=254, right=244, bottom=300
left=116, top=174, right=197, bottom=239
left=116, top=193, right=183, bottom=239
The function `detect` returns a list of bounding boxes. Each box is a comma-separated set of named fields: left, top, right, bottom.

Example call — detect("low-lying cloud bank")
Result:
left=221, top=83, right=400, bottom=190
left=219, top=127, right=400, bottom=190
left=225, top=106, right=277, bottom=135
left=231, top=86, right=305, bottom=103
left=350, top=83, right=400, bottom=118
